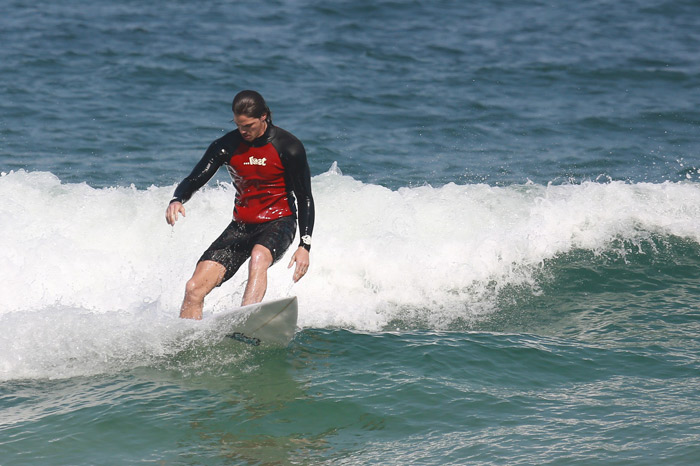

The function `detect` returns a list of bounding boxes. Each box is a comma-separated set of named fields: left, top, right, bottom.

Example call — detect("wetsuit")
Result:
left=171, top=124, right=315, bottom=282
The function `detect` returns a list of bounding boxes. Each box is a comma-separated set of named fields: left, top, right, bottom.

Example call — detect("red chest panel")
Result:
left=226, top=142, right=293, bottom=223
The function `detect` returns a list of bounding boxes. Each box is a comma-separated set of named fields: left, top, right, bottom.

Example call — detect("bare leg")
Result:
left=241, top=244, right=273, bottom=306
left=180, top=260, right=226, bottom=320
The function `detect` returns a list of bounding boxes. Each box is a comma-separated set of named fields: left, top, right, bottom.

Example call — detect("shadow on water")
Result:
left=0, top=333, right=350, bottom=464
left=0, top=315, right=397, bottom=465
left=124, top=330, right=386, bottom=464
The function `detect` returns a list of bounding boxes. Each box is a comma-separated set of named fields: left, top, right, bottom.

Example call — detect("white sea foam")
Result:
left=1, top=167, right=699, bottom=379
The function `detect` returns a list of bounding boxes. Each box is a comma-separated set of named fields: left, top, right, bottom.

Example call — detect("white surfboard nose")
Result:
left=215, top=296, right=298, bottom=347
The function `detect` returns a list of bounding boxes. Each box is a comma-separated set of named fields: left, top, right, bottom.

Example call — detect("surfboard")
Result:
left=211, top=296, right=298, bottom=348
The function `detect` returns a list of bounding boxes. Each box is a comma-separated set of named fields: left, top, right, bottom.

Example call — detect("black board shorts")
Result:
left=198, top=215, right=296, bottom=284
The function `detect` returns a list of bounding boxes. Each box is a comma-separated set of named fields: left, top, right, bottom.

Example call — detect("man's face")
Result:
left=234, top=114, right=267, bottom=141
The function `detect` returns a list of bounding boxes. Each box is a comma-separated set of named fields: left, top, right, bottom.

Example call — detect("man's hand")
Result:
left=288, top=247, right=310, bottom=282
left=165, top=201, right=186, bottom=226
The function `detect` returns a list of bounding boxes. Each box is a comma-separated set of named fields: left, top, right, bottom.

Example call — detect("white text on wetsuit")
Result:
left=243, top=156, right=267, bottom=166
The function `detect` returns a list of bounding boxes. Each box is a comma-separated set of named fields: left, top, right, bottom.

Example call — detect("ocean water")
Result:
left=1, top=0, right=700, bottom=464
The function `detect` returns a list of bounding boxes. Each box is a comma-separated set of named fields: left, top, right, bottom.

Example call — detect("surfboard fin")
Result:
left=227, top=332, right=261, bottom=346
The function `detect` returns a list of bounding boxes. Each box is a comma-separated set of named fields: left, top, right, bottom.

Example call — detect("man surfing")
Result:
left=165, top=90, right=315, bottom=320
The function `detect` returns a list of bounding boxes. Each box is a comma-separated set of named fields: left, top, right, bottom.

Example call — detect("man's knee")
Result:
left=184, top=277, right=208, bottom=301
left=184, top=262, right=224, bottom=300
left=249, top=245, right=273, bottom=269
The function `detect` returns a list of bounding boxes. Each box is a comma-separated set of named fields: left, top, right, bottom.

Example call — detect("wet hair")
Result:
left=232, top=90, right=272, bottom=124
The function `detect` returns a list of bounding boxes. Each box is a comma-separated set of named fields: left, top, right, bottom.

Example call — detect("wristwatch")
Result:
left=301, top=235, right=312, bottom=251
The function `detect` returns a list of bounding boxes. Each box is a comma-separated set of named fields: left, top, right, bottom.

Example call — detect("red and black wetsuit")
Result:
left=171, top=124, right=315, bottom=250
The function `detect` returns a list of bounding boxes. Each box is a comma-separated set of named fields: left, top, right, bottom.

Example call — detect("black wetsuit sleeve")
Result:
left=171, top=140, right=230, bottom=204
left=280, top=136, right=315, bottom=250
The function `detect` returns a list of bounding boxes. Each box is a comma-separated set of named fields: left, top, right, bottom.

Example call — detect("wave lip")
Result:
left=307, top=167, right=700, bottom=326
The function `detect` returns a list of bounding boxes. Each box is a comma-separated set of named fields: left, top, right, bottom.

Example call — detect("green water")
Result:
left=4, top=319, right=699, bottom=464
left=2, top=0, right=700, bottom=463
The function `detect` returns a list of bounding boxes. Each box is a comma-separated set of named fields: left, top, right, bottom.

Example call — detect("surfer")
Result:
left=165, top=90, right=315, bottom=319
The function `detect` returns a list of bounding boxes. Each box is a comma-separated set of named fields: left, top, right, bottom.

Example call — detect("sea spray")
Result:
left=2, top=168, right=699, bottom=379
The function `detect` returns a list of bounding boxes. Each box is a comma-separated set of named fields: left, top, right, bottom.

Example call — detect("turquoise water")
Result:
left=2, top=0, right=700, bottom=464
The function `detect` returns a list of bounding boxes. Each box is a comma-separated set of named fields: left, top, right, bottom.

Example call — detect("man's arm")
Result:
left=165, top=140, right=229, bottom=226
left=280, top=134, right=315, bottom=282
left=283, top=140, right=315, bottom=250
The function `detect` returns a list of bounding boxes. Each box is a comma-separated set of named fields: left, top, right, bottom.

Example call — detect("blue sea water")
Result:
left=1, top=0, right=700, bottom=464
